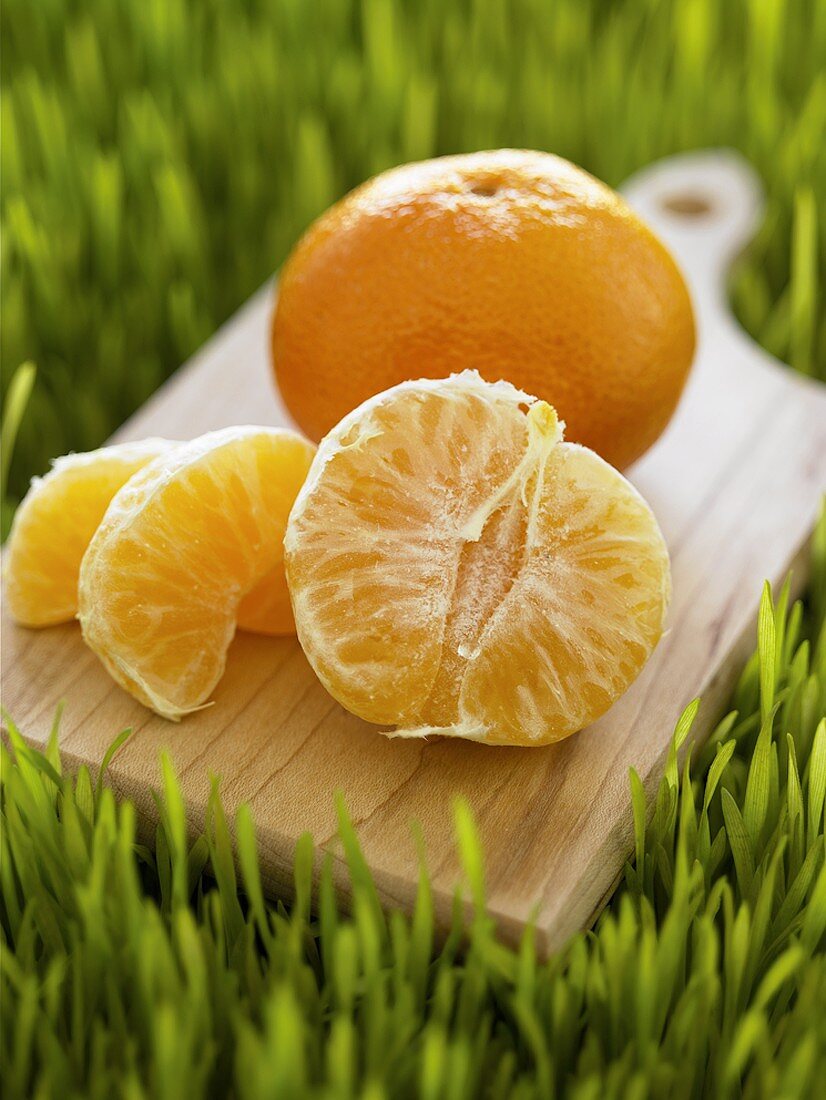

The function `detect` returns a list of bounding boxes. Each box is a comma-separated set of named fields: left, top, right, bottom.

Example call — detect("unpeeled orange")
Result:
left=78, top=426, right=315, bottom=719
left=273, top=149, right=695, bottom=470
left=285, top=373, right=670, bottom=746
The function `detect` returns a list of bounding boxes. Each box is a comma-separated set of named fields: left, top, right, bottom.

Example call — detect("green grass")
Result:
left=3, top=551, right=825, bottom=1098
left=1, top=0, right=824, bottom=504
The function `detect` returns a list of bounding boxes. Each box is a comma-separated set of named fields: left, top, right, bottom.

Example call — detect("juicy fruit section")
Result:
left=273, top=150, right=695, bottom=470
left=77, top=428, right=315, bottom=719
left=5, top=427, right=315, bottom=719
left=4, top=439, right=176, bottom=626
left=285, top=373, right=671, bottom=746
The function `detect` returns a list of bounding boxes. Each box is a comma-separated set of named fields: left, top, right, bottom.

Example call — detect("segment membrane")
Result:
left=80, top=429, right=314, bottom=718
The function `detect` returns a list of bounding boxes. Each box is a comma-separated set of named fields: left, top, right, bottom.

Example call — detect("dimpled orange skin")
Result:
left=272, top=150, right=695, bottom=471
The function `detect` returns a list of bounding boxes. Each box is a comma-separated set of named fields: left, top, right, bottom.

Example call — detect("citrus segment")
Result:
left=78, top=427, right=315, bottom=719
left=236, top=566, right=296, bottom=636
left=285, top=373, right=671, bottom=746
left=4, top=439, right=175, bottom=627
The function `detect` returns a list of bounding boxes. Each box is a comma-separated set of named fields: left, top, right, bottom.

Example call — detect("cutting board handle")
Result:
left=621, top=150, right=764, bottom=315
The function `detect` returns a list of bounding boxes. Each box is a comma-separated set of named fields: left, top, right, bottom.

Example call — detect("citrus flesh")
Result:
left=78, top=426, right=315, bottom=719
left=285, top=373, right=671, bottom=746
left=273, top=149, right=695, bottom=470
left=4, top=439, right=175, bottom=627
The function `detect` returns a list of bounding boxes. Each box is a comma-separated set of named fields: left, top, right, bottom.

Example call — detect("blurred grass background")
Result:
left=1, top=0, right=824, bottom=504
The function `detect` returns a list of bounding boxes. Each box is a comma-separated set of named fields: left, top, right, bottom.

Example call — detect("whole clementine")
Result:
left=272, top=149, right=695, bottom=469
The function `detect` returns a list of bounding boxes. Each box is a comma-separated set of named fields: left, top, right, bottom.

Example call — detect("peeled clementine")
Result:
left=4, top=436, right=306, bottom=640
left=273, top=149, right=695, bottom=470
left=285, top=373, right=671, bottom=746
left=78, top=426, right=315, bottom=719
left=4, top=439, right=175, bottom=627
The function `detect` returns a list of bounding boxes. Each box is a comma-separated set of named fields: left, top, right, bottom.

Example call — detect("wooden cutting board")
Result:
left=3, top=152, right=825, bottom=953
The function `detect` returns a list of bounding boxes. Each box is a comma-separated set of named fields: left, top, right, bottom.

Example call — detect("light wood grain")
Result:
left=3, top=152, right=825, bottom=953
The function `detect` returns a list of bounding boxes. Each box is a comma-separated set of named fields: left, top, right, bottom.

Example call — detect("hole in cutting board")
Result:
left=661, top=192, right=714, bottom=217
